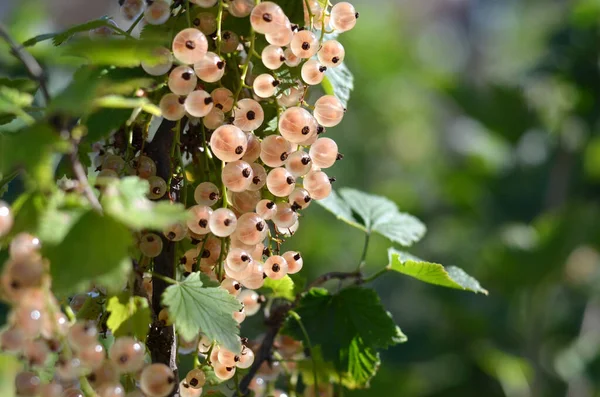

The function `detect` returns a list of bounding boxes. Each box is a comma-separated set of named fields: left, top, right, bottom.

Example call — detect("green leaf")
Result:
left=102, top=177, right=189, bottom=231
left=261, top=275, right=295, bottom=301
left=107, top=292, right=151, bottom=342
left=322, top=62, right=354, bottom=107
left=23, top=17, right=117, bottom=47
left=284, top=287, right=404, bottom=388
left=162, top=272, right=242, bottom=352
left=316, top=188, right=426, bottom=247
left=388, top=248, right=488, bottom=295
left=75, top=295, right=105, bottom=321
left=61, top=38, right=166, bottom=67
left=48, top=67, right=102, bottom=116
left=37, top=192, right=87, bottom=245
left=43, top=210, right=133, bottom=295
left=0, top=78, right=37, bottom=93
left=94, top=95, right=161, bottom=116
left=0, top=86, right=34, bottom=124
left=84, top=108, right=132, bottom=143
left=0, top=353, right=21, bottom=397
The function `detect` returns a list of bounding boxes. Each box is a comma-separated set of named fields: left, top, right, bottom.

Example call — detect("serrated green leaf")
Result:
left=107, top=293, right=151, bottom=342
left=43, top=210, right=133, bottom=295
left=388, top=248, right=488, bottom=295
left=22, top=17, right=116, bottom=47
left=162, top=272, right=242, bottom=352
left=316, top=188, right=426, bottom=246
left=94, top=95, right=161, bottom=116
left=61, top=38, right=166, bottom=67
left=323, top=62, right=354, bottom=107
left=101, top=177, right=189, bottom=230
left=75, top=295, right=104, bottom=321
left=283, top=287, right=403, bottom=387
left=261, top=275, right=295, bottom=300
left=84, top=108, right=132, bottom=143
left=0, top=353, right=21, bottom=397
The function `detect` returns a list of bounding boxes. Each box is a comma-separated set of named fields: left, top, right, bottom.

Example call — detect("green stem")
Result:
left=304, top=0, right=315, bottom=30
left=176, top=140, right=187, bottom=207
left=186, top=0, right=192, bottom=28
left=356, top=232, right=370, bottom=270
left=362, top=266, right=389, bottom=284
left=233, top=369, right=242, bottom=397
left=233, top=27, right=256, bottom=104
left=194, top=236, right=208, bottom=273
left=126, top=12, right=144, bottom=34
left=216, top=0, right=225, bottom=55
left=289, top=310, right=319, bottom=397
left=148, top=271, right=178, bottom=285
left=221, top=160, right=229, bottom=208
left=80, top=376, right=100, bottom=397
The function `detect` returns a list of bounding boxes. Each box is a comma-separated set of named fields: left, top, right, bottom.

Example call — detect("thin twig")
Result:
left=71, top=149, right=103, bottom=213
left=0, top=24, right=50, bottom=104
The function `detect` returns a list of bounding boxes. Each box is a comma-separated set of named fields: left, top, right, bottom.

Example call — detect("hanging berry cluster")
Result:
left=1, top=0, right=359, bottom=396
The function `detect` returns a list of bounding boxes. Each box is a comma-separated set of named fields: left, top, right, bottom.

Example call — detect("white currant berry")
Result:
left=267, top=167, right=296, bottom=197
left=222, top=160, right=254, bottom=192
left=194, top=52, right=226, bottom=82
left=233, top=306, right=247, bottom=323
left=68, top=321, right=98, bottom=351
left=141, top=47, right=173, bottom=76
left=238, top=289, right=261, bottom=316
left=199, top=234, right=222, bottom=266
left=23, top=339, right=49, bottom=367
left=139, top=233, right=163, bottom=258
left=247, top=162, right=267, bottom=191
left=0, top=326, right=24, bottom=352
left=191, top=0, right=218, bottom=7
left=15, top=371, right=41, bottom=397
left=121, top=0, right=145, bottom=20
left=39, top=383, right=64, bottom=397
left=109, top=337, right=145, bottom=374
left=277, top=83, right=304, bottom=107
left=283, top=47, right=301, bottom=67
left=179, top=381, right=202, bottom=397
left=240, top=260, right=265, bottom=289
left=144, top=0, right=171, bottom=25
left=203, top=107, right=225, bottom=129
left=253, top=73, right=280, bottom=98
left=272, top=202, right=298, bottom=228
left=289, top=187, right=312, bottom=210
left=260, top=135, right=292, bottom=167
left=184, top=368, right=206, bottom=389
left=264, top=255, right=288, bottom=280
left=63, top=388, right=85, bottom=397
left=233, top=98, right=264, bottom=131
left=228, top=0, right=255, bottom=17
left=213, top=361, right=236, bottom=380
left=159, top=93, right=186, bottom=121
left=303, top=170, right=332, bottom=200
left=318, top=40, right=345, bottom=68
left=283, top=251, right=303, bottom=274
left=132, top=155, right=157, bottom=179
left=211, top=87, right=234, bottom=112
left=209, top=208, right=237, bottom=237
left=291, top=30, right=319, bottom=58
left=164, top=222, right=188, bottom=241
left=256, top=199, right=277, bottom=220
left=77, top=343, right=105, bottom=371
left=221, top=30, right=240, bottom=53
left=89, top=20, right=118, bottom=39
left=102, top=154, right=126, bottom=173
left=96, top=383, right=126, bottom=397
left=262, top=45, right=286, bottom=70
left=237, top=346, right=255, bottom=369
left=217, top=347, right=239, bottom=367
left=309, top=137, right=339, bottom=168
left=279, top=107, right=318, bottom=143
left=242, top=133, right=261, bottom=162
left=194, top=181, right=220, bottom=206
left=210, top=124, right=247, bottom=161
left=265, top=17, right=293, bottom=46
left=168, top=65, right=197, bottom=95
left=285, top=150, right=312, bottom=177
left=192, top=12, right=217, bottom=34
left=185, top=90, right=214, bottom=117
left=0, top=200, right=13, bottom=237
left=330, top=1, right=359, bottom=32
left=221, top=277, right=243, bottom=296
left=301, top=59, right=327, bottom=85
left=229, top=190, right=261, bottom=213
left=187, top=205, right=213, bottom=235
left=140, top=363, right=176, bottom=397
left=147, top=175, right=168, bottom=199
left=250, top=2, right=286, bottom=34
left=173, top=28, right=209, bottom=64
left=314, top=95, right=345, bottom=127
left=235, top=212, right=268, bottom=245
left=181, top=248, right=199, bottom=272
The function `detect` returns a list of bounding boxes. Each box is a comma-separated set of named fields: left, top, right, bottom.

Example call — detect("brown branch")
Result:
left=0, top=24, right=50, bottom=104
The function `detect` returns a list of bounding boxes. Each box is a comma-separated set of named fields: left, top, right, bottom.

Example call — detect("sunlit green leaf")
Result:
left=261, top=275, right=295, bottom=301
left=61, top=38, right=166, bottom=67
left=107, top=292, right=151, bottom=342
left=23, top=17, right=118, bottom=47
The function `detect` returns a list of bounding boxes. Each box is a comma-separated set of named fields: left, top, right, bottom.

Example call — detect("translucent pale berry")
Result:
left=238, top=289, right=261, bottom=316
left=141, top=47, right=173, bottom=76
left=222, top=160, right=253, bottom=192
left=221, top=277, right=242, bottom=296
left=233, top=307, right=246, bottom=323
left=185, top=368, right=206, bottom=389
left=164, top=222, right=188, bottom=241
left=209, top=208, right=237, bottom=237
left=109, top=337, right=145, bottom=374
left=247, top=162, right=267, bottom=191
left=210, top=125, right=247, bottom=161
left=309, top=137, right=339, bottom=168
left=0, top=201, right=13, bottom=237
left=235, top=212, right=268, bottom=245
left=24, top=339, right=49, bottom=367
left=185, top=90, right=214, bottom=117
left=228, top=0, right=255, bottom=17
left=289, top=187, right=312, bottom=210
left=260, top=135, right=292, bottom=167
left=233, top=99, right=264, bottom=131
left=143, top=0, right=170, bottom=25
left=301, top=59, right=327, bottom=85
left=15, top=371, right=41, bottom=397
left=290, top=30, right=319, bottom=58
left=253, top=73, right=279, bottom=98
left=265, top=19, right=293, bottom=46
left=283, top=47, right=301, bottom=67
left=256, top=199, right=277, bottom=220
left=179, top=381, right=202, bottom=397
left=267, top=168, right=296, bottom=197
left=147, top=175, right=168, bottom=199
left=133, top=155, right=156, bottom=178
left=213, top=361, right=236, bottom=380
left=139, top=233, right=163, bottom=258
left=102, top=154, right=126, bottom=173
left=303, top=170, right=332, bottom=200
left=285, top=150, right=312, bottom=177
left=187, top=205, right=213, bottom=235
left=203, top=107, right=225, bottom=129
left=0, top=326, right=24, bottom=352
left=279, top=107, right=318, bottom=143
left=264, top=255, right=288, bottom=280
left=240, top=261, right=265, bottom=289
left=194, top=181, right=220, bottom=206
left=194, top=52, right=226, bottom=82
left=318, top=40, right=345, bottom=68
left=96, top=383, right=126, bottom=397
left=230, top=190, right=261, bottom=213
left=159, top=93, right=186, bottom=121
left=173, top=28, right=208, bottom=65
left=181, top=248, right=198, bottom=272
left=63, top=389, right=85, bottom=397
left=211, top=87, right=234, bottom=112
left=78, top=343, right=105, bottom=370
left=190, top=0, right=218, bottom=7
left=314, top=95, right=345, bottom=127
left=277, top=82, right=303, bottom=107
left=330, top=2, right=358, bottom=32
left=250, top=2, right=286, bottom=34
left=193, top=12, right=217, bottom=34
left=218, top=347, right=239, bottom=367
left=168, top=65, right=197, bottom=95
left=272, top=202, right=298, bottom=228
left=88, top=361, right=120, bottom=388
left=262, top=45, right=285, bottom=70
left=140, top=363, right=176, bottom=397
left=221, top=30, right=240, bottom=53
left=242, top=133, right=261, bottom=162
left=39, top=382, right=64, bottom=397
left=237, top=346, right=255, bottom=369
left=198, top=234, right=222, bottom=265
left=68, top=321, right=98, bottom=350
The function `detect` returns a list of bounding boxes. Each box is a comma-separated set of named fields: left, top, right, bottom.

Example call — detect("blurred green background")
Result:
left=3, top=0, right=600, bottom=396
